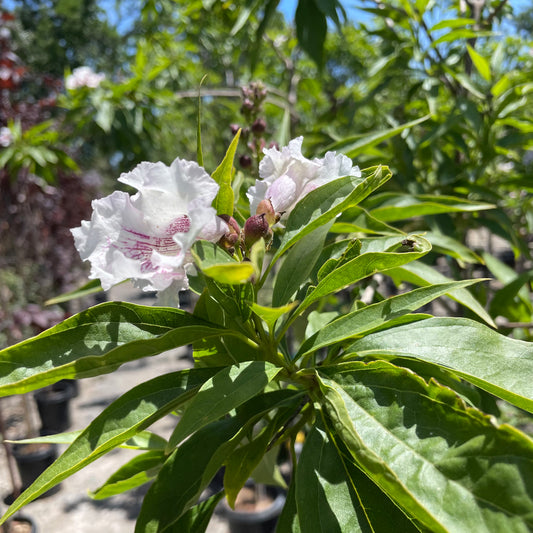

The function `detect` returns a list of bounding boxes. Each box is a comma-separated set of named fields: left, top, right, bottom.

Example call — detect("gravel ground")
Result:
left=0, top=283, right=229, bottom=533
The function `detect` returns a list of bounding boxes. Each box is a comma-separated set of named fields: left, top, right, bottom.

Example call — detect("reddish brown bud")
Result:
left=217, top=215, right=241, bottom=254
left=244, top=214, right=272, bottom=250
left=251, top=118, right=266, bottom=136
left=239, top=154, right=252, bottom=169
left=219, top=214, right=241, bottom=236
left=230, top=123, right=240, bottom=135
left=256, top=199, right=277, bottom=226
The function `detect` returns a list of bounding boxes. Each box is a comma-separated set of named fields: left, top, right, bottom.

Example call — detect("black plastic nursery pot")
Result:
left=224, top=483, right=286, bottom=533
left=33, top=380, right=75, bottom=433
left=10, top=441, right=60, bottom=499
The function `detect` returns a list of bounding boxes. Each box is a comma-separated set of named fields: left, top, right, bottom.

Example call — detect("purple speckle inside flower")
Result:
left=165, top=215, right=191, bottom=235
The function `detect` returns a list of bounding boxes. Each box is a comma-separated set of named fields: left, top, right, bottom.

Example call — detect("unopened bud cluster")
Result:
left=217, top=197, right=282, bottom=257
left=230, top=81, right=276, bottom=171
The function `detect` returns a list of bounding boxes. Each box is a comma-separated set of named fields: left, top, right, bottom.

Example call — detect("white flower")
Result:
left=0, top=126, right=13, bottom=147
left=71, top=158, right=228, bottom=293
left=65, top=66, right=106, bottom=90
left=247, top=137, right=361, bottom=218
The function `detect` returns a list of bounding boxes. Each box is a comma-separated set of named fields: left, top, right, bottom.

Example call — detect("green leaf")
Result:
left=467, top=44, right=491, bottom=82
left=136, top=390, right=296, bottom=533
left=137, top=417, right=244, bottom=533
left=348, top=317, right=533, bottom=413
left=9, top=430, right=167, bottom=450
left=202, top=263, right=255, bottom=285
left=272, top=222, right=333, bottom=307
left=271, top=166, right=392, bottom=269
left=295, top=0, right=327, bottom=67
left=276, top=479, right=300, bottom=533
left=431, top=28, right=484, bottom=47
left=364, top=192, right=494, bottom=222
left=332, top=206, right=404, bottom=236
left=212, top=129, right=240, bottom=215
left=167, top=361, right=282, bottom=450
left=429, top=18, right=475, bottom=32
left=424, top=232, right=482, bottom=264
left=322, top=115, right=430, bottom=158
left=0, top=302, right=233, bottom=396
left=297, top=279, right=481, bottom=359
left=296, top=423, right=419, bottom=532
left=318, top=361, right=533, bottom=532
left=295, top=234, right=431, bottom=316
left=165, top=492, right=223, bottom=533
left=0, top=368, right=218, bottom=523
left=44, top=278, right=104, bottom=306
left=296, top=425, right=368, bottom=532
left=196, top=74, right=208, bottom=167
left=251, top=302, right=298, bottom=331
left=90, top=450, right=166, bottom=499
left=191, top=240, right=235, bottom=268
left=224, top=390, right=301, bottom=507
left=387, top=261, right=496, bottom=327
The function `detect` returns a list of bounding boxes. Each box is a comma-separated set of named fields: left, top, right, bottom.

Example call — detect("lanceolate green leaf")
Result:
left=272, top=221, right=333, bottom=306
left=467, top=44, right=491, bottom=82
left=167, top=361, right=282, bottom=450
left=90, top=450, right=166, bottom=499
left=332, top=205, right=404, bottom=236
left=297, top=424, right=419, bottom=532
left=212, top=129, right=240, bottom=215
left=165, top=492, right=223, bottom=533
left=348, top=317, right=533, bottom=413
left=0, top=302, right=236, bottom=396
left=317, top=362, right=533, bottom=532
left=322, top=115, right=430, bottom=158
left=387, top=261, right=496, bottom=327
left=297, top=279, right=481, bottom=359
left=364, top=192, right=494, bottom=222
left=137, top=417, right=245, bottom=533
left=136, top=390, right=298, bottom=533
left=295, top=235, right=431, bottom=316
left=202, top=262, right=255, bottom=285
left=269, top=166, right=392, bottom=269
left=7, top=430, right=167, bottom=451
left=251, top=302, right=298, bottom=331
left=296, top=425, right=371, bottom=532
left=0, top=368, right=218, bottom=524
left=44, top=278, right=104, bottom=305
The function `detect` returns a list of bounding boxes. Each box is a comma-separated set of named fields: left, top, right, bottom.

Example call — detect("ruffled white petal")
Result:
left=72, top=159, right=227, bottom=295
left=248, top=137, right=360, bottom=219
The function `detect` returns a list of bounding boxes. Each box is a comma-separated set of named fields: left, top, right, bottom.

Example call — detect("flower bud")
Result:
left=217, top=214, right=241, bottom=254
left=256, top=199, right=277, bottom=226
left=239, top=154, right=252, bottom=169
left=244, top=214, right=272, bottom=250
left=251, top=118, right=266, bottom=136
left=230, top=123, right=240, bottom=136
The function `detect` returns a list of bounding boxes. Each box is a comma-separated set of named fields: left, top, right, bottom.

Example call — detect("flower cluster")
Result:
left=72, top=138, right=360, bottom=300
left=65, top=66, right=106, bottom=90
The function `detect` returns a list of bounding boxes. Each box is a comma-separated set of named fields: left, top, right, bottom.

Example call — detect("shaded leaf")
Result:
left=297, top=279, right=481, bottom=359
left=270, top=167, right=392, bottom=273
left=90, top=450, right=166, bottom=499
left=45, top=279, right=104, bottom=306
left=348, top=317, right=533, bottom=413
left=0, top=368, right=218, bottom=523
left=387, top=261, right=495, bottom=327
left=167, top=361, right=282, bottom=450
left=318, top=361, right=533, bottom=532
left=0, top=302, right=231, bottom=396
